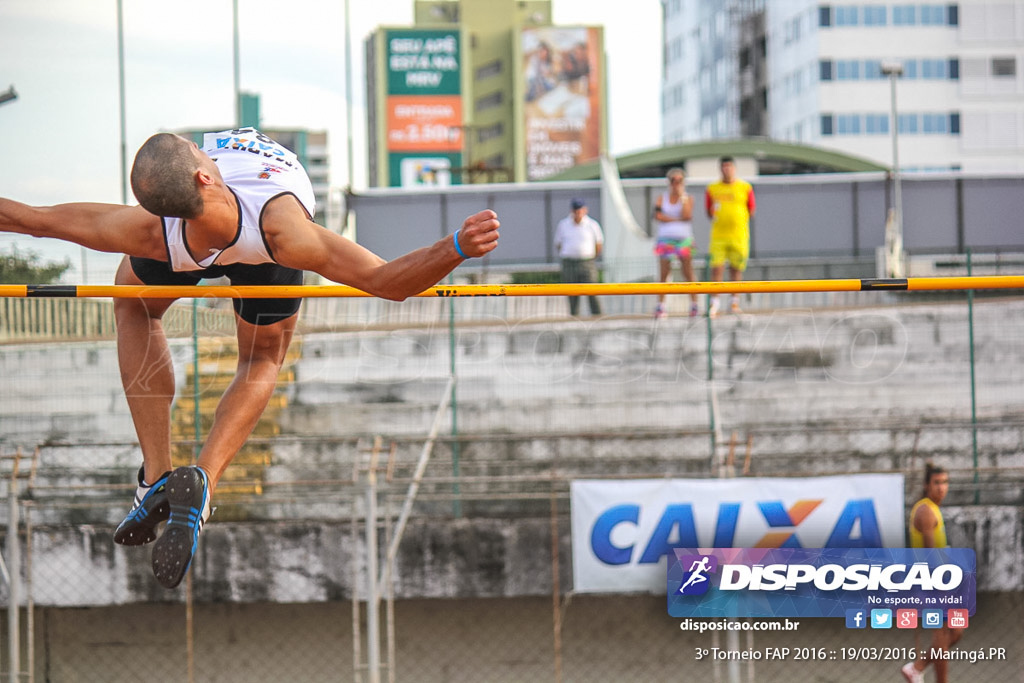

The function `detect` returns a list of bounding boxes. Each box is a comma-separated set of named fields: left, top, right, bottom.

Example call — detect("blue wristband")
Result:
left=453, top=229, right=469, bottom=259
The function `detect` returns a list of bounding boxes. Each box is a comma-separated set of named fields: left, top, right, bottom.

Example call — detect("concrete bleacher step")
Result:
left=172, top=416, right=282, bottom=440
left=173, top=394, right=289, bottom=420
left=165, top=339, right=301, bottom=514
left=182, top=369, right=296, bottom=394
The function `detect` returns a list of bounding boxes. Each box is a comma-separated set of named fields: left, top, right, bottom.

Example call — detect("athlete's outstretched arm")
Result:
left=264, top=197, right=499, bottom=301
left=0, top=198, right=165, bottom=260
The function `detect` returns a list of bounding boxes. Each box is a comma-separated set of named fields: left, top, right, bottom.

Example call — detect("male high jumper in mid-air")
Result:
left=0, top=128, right=500, bottom=588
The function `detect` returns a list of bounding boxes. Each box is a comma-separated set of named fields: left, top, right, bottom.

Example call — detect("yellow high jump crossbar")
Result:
left=0, top=276, right=1021, bottom=299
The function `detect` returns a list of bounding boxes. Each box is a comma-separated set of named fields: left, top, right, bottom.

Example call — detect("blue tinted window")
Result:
left=820, top=60, right=834, bottom=81
left=821, top=114, right=835, bottom=136
left=898, top=113, right=919, bottom=133
left=863, top=6, right=887, bottom=25
left=837, top=114, right=862, bottom=134
left=893, top=5, right=916, bottom=24
left=835, top=6, right=859, bottom=25
left=922, top=59, right=947, bottom=78
left=865, top=114, right=890, bottom=134
left=864, top=60, right=884, bottom=79
left=837, top=60, right=861, bottom=79
left=920, top=5, right=945, bottom=24
left=923, top=113, right=948, bottom=133
left=950, top=112, right=960, bottom=135
left=903, top=60, right=918, bottom=78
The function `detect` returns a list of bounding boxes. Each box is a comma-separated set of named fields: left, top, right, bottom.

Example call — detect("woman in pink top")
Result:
left=652, top=168, right=698, bottom=318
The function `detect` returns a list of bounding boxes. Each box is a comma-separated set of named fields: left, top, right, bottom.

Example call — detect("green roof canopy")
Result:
left=546, top=138, right=888, bottom=180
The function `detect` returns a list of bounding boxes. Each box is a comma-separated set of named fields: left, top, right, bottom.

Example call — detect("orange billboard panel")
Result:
left=387, top=95, right=463, bottom=152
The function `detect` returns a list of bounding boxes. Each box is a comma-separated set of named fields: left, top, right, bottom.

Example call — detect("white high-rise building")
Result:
left=662, top=1, right=1024, bottom=172
left=663, top=0, right=764, bottom=143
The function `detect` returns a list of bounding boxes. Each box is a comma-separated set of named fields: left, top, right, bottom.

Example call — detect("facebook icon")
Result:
left=845, top=609, right=867, bottom=629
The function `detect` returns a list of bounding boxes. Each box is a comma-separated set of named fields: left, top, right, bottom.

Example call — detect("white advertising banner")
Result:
left=571, top=474, right=905, bottom=594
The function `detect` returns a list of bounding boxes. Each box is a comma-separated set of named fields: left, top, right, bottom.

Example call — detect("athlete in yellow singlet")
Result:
left=902, top=464, right=962, bottom=683
left=704, top=156, right=755, bottom=317
left=909, top=494, right=947, bottom=548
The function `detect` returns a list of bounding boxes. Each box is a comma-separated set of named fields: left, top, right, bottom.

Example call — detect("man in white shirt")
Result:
left=554, top=198, right=603, bottom=316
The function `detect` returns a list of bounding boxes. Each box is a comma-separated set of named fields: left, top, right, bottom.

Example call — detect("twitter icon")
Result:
left=870, top=609, right=893, bottom=629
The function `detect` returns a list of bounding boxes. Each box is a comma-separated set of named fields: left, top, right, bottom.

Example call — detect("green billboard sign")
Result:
left=388, top=152, right=462, bottom=187
left=386, top=29, right=461, bottom=95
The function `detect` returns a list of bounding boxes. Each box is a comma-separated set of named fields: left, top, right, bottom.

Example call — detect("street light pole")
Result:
left=233, top=0, right=241, bottom=127
left=344, top=0, right=355, bottom=191
left=116, top=0, right=128, bottom=206
left=881, top=60, right=904, bottom=277
left=0, top=85, right=18, bottom=107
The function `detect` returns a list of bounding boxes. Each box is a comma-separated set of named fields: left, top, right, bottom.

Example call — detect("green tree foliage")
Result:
left=0, top=246, right=71, bottom=284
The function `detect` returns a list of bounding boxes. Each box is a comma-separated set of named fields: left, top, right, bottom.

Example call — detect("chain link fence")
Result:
left=1, top=286, right=1022, bottom=682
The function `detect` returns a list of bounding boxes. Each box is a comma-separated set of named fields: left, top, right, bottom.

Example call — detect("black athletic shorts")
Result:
left=129, top=257, right=303, bottom=326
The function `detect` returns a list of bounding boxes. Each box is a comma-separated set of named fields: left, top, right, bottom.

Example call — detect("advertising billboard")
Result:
left=520, top=26, right=603, bottom=180
left=571, top=474, right=905, bottom=593
left=385, top=29, right=463, bottom=186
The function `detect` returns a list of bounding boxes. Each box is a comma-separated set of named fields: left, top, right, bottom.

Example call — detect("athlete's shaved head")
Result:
left=131, top=133, right=204, bottom=219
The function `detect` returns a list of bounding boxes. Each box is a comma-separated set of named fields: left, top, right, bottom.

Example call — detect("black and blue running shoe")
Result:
left=151, top=466, right=213, bottom=589
left=114, top=466, right=171, bottom=546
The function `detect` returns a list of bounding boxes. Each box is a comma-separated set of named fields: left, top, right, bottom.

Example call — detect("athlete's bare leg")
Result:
left=708, top=263, right=726, bottom=315
left=681, top=255, right=697, bottom=305
left=931, top=626, right=963, bottom=683
left=657, top=258, right=672, bottom=308
left=114, top=256, right=179, bottom=485
left=195, top=311, right=297, bottom=490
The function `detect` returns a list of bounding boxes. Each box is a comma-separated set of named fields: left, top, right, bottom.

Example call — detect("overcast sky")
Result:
left=0, top=0, right=661, bottom=280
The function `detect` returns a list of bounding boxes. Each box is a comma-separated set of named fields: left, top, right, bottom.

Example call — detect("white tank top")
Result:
left=163, top=128, right=317, bottom=272
left=656, top=191, right=693, bottom=241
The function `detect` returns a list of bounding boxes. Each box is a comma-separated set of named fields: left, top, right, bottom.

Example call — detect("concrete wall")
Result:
left=286, top=298, right=1024, bottom=435
left=10, top=297, right=1023, bottom=446
left=350, top=173, right=1024, bottom=263
left=13, top=592, right=1022, bottom=683
left=1, top=299, right=1022, bottom=607
left=4, top=505, right=1022, bottom=610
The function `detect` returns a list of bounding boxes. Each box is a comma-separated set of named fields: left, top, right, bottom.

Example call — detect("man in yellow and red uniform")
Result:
left=901, top=464, right=963, bottom=683
left=704, top=156, right=755, bottom=317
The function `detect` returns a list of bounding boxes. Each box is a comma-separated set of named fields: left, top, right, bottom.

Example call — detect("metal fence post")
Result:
left=365, top=437, right=382, bottom=683
left=448, top=274, right=462, bottom=518
left=7, top=449, right=21, bottom=683
left=185, top=297, right=202, bottom=683
left=705, top=260, right=719, bottom=466
left=967, top=249, right=980, bottom=504
left=550, top=473, right=563, bottom=683
left=22, top=496, right=33, bottom=683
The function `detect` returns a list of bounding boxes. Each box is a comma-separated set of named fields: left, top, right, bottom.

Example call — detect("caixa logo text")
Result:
left=590, top=499, right=881, bottom=565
